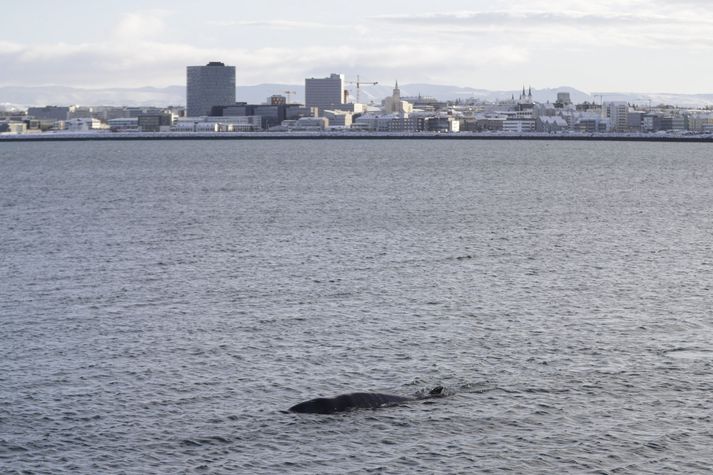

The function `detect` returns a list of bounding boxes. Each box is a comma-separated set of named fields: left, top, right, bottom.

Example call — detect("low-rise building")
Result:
left=174, top=116, right=262, bottom=132
left=661, top=116, right=685, bottom=131
left=425, top=116, right=460, bottom=133
left=138, top=113, right=173, bottom=132
left=108, top=118, right=139, bottom=131
left=503, top=118, right=536, bottom=133
left=536, top=116, right=569, bottom=133
left=688, top=113, right=713, bottom=133
left=291, top=117, right=328, bottom=131
left=64, top=117, right=102, bottom=131
left=0, top=121, right=28, bottom=134
left=352, top=113, right=421, bottom=132
left=323, top=110, right=353, bottom=128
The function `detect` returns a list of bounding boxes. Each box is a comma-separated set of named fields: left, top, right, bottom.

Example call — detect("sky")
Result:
left=1, top=0, right=712, bottom=93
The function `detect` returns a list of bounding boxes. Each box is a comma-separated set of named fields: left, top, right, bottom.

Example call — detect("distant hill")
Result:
left=2, top=84, right=713, bottom=109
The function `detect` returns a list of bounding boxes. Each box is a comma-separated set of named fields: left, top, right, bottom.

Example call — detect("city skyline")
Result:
left=2, top=0, right=713, bottom=94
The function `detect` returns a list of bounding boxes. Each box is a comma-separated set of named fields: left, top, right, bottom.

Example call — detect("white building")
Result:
left=0, top=121, right=28, bottom=134
left=503, top=118, right=536, bottom=133
left=64, top=118, right=102, bottom=131
left=174, top=116, right=262, bottom=132
left=606, top=102, right=629, bottom=132
left=382, top=81, right=413, bottom=114
left=108, top=118, right=139, bottom=131
left=305, top=73, right=345, bottom=114
left=323, top=110, right=352, bottom=127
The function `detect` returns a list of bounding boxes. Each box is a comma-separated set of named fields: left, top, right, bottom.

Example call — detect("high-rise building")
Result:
left=186, top=62, right=236, bottom=117
left=305, top=73, right=344, bottom=113
left=606, top=102, right=629, bottom=132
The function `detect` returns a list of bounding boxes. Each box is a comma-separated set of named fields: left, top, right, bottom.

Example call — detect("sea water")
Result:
left=2, top=139, right=713, bottom=473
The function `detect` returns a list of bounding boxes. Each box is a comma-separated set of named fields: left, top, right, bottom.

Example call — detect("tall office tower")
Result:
left=305, top=73, right=345, bottom=113
left=186, top=62, right=236, bottom=117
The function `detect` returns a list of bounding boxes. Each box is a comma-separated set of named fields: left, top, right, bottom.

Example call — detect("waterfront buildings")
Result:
left=186, top=62, right=236, bottom=117
left=8, top=63, right=713, bottom=137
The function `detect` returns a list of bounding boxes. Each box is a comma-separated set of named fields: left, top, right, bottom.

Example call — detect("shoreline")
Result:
left=2, top=131, right=713, bottom=143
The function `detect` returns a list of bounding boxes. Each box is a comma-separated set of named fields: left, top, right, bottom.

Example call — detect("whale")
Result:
left=289, top=386, right=444, bottom=414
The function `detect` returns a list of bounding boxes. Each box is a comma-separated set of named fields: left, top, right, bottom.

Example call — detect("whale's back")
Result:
left=289, top=392, right=411, bottom=414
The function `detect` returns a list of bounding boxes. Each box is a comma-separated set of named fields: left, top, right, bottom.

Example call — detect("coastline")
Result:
left=2, top=131, right=713, bottom=143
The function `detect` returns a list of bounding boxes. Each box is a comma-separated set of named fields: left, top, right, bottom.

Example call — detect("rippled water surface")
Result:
left=2, top=140, right=713, bottom=474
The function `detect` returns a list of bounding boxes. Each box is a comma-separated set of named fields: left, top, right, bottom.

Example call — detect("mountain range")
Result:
left=2, top=84, right=713, bottom=109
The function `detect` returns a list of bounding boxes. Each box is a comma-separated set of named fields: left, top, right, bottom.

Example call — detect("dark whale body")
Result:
left=289, top=386, right=444, bottom=414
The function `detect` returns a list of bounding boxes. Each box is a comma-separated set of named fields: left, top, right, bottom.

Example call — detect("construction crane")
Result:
left=345, top=75, right=378, bottom=104
left=283, top=91, right=296, bottom=104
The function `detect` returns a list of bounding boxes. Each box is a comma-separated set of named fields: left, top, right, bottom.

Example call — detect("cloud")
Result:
left=2, top=5, right=712, bottom=94
left=374, top=10, right=711, bottom=28
left=208, top=20, right=337, bottom=29
left=0, top=36, right=529, bottom=89
left=371, top=8, right=713, bottom=50
left=113, top=10, right=173, bottom=42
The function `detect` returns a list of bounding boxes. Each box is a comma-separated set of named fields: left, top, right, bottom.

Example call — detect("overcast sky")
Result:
left=2, top=0, right=712, bottom=93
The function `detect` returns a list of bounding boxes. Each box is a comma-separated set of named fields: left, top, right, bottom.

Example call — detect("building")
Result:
left=606, top=102, right=629, bottom=132
left=626, top=111, right=644, bottom=133
left=186, top=62, right=236, bottom=117
left=517, top=86, right=534, bottom=111
left=425, top=116, right=460, bottom=133
left=0, top=121, right=28, bottom=134
left=64, top=118, right=102, bottom=131
left=174, top=116, right=262, bottom=132
left=536, top=116, right=569, bottom=133
left=382, top=81, right=413, bottom=114
left=352, top=113, right=421, bottom=132
left=68, top=107, right=94, bottom=120
left=213, top=103, right=316, bottom=129
left=126, top=107, right=167, bottom=118
left=574, top=113, right=609, bottom=133
left=555, top=92, right=572, bottom=108
left=643, top=114, right=663, bottom=132
left=503, top=118, right=536, bottom=133
left=461, top=116, right=506, bottom=132
left=661, top=116, right=686, bottom=131
left=291, top=117, right=329, bottom=131
left=138, top=113, right=173, bottom=132
left=108, top=118, right=139, bottom=131
left=27, top=106, right=72, bottom=121
left=305, top=73, right=345, bottom=113
left=323, top=110, right=352, bottom=128
left=687, top=113, right=713, bottom=133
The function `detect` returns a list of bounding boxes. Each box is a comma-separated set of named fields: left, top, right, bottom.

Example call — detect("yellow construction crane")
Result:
left=345, top=75, right=378, bottom=104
